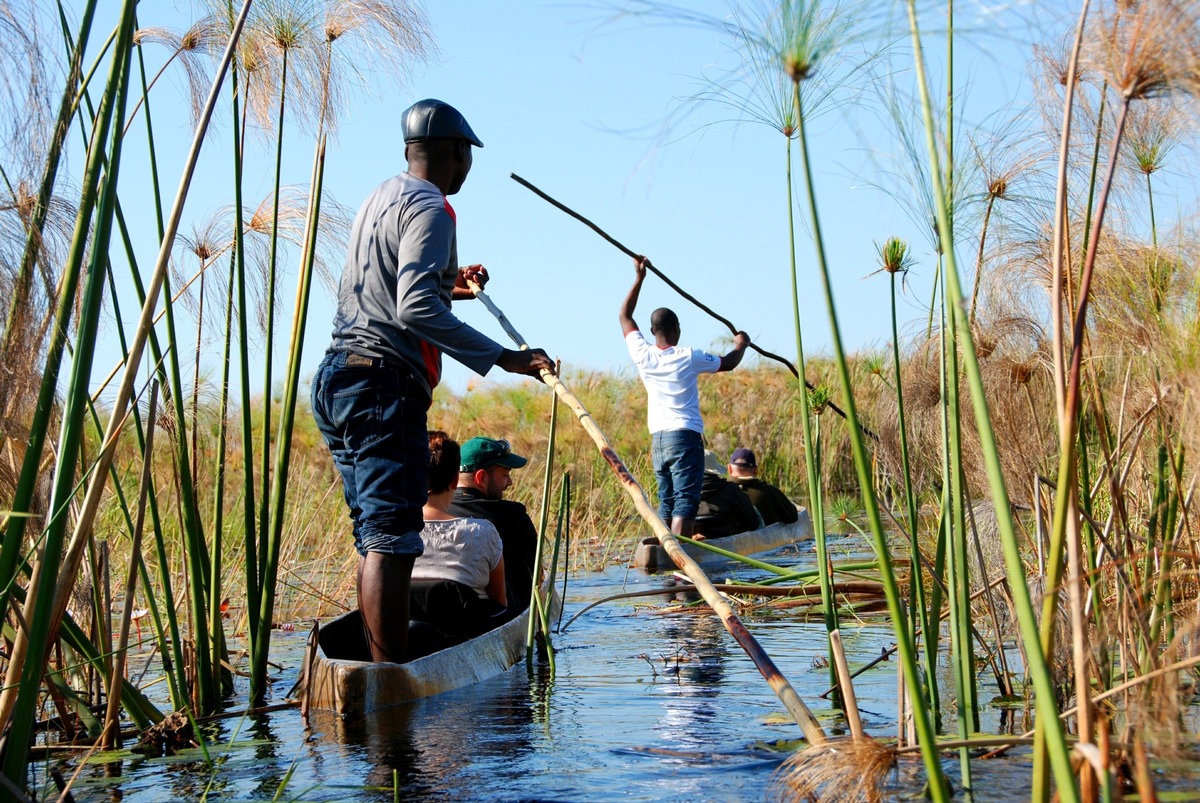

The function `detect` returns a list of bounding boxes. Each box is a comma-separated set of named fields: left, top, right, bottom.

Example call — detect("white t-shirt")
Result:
left=625, top=330, right=721, bottom=434
left=412, top=517, right=503, bottom=599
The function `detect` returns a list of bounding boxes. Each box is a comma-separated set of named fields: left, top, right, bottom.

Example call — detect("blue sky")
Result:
left=81, top=0, right=1182, bottom=402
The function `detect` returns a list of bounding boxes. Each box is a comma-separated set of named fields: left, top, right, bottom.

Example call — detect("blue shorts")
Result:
left=651, top=429, right=704, bottom=521
left=311, top=351, right=429, bottom=558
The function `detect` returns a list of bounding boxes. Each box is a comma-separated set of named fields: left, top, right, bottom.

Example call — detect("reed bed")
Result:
left=3, top=1, right=1200, bottom=801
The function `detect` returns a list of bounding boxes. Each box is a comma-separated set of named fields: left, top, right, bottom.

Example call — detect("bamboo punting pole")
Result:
left=509, top=173, right=872, bottom=439
left=468, top=280, right=826, bottom=745
left=829, top=630, right=864, bottom=740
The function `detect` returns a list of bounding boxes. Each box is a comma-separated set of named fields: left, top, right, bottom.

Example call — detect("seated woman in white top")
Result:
left=409, top=431, right=507, bottom=645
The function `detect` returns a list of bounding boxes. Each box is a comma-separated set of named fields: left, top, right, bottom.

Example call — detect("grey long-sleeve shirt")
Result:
left=328, top=172, right=504, bottom=395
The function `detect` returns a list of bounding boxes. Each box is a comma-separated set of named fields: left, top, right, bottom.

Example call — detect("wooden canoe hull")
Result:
left=299, top=585, right=561, bottom=716
left=632, top=509, right=813, bottom=571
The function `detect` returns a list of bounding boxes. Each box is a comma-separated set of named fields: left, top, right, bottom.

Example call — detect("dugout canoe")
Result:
left=298, top=582, right=561, bottom=716
left=632, top=510, right=813, bottom=572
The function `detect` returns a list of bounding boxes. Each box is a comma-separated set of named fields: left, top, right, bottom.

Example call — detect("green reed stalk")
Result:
left=941, top=3, right=979, bottom=755
left=157, top=262, right=222, bottom=710
left=131, top=11, right=226, bottom=709
left=254, top=133, right=328, bottom=704
left=784, top=89, right=837, bottom=675
left=259, top=44, right=293, bottom=584
left=190, top=266, right=206, bottom=480
left=0, top=4, right=137, bottom=783
left=792, top=80, right=949, bottom=800
left=547, top=472, right=569, bottom=607
left=102, top=380, right=159, bottom=748
left=224, top=3, right=261, bottom=664
left=903, top=2, right=1079, bottom=799
left=531, top=480, right=569, bottom=677
left=884, top=248, right=937, bottom=718
left=941, top=290, right=977, bottom=793
left=210, top=254, right=236, bottom=695
left=1146, top=443, right=1184, bottom=655
left=529, top=373, right=561, bottom=666
left=1079, top=86, right=1107, bottom=262
left=101, top=250, right=186, bottom=710
left=968, top=192, right=996, bottom=327
left=129, top=15, right=218, bottom=705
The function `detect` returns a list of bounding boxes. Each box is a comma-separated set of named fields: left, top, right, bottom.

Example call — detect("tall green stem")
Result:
left=254, top=133, right=328, bottom=703
left=259, top=47, right=291, bottom=584
left=890, top=271, right=936, bottom=717
left=784, top=89, right=836, bottom=672
left=793, top=83, right=949, bottom=801
left=942, top=285, right=977, bottom=794
left=904, top=2, right=1079, bottom=799
left=225, top=12, right=261, bottom=661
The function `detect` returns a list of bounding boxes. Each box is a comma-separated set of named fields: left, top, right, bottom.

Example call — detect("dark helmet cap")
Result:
left=402, top=99, right=483, bottom=147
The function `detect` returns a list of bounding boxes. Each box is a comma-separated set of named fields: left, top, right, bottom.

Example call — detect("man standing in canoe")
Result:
left=619, top=256, right=750, bottom=538
left=311, top=99, right=552, bottom=663
left=727, top=447, right=799, bottom=527
left=449, top=436, right=539, bottom=613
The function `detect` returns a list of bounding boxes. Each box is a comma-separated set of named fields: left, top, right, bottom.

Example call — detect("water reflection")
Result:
left=654, top=608, right=728, bottom=752
left=307, top=672, right=538, bottom=799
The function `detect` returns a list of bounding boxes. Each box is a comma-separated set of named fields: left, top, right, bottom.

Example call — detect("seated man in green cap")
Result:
left=448, top=437, right=539, bottom=612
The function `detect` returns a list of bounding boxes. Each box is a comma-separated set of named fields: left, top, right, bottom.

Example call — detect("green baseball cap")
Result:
left=459, top=437, right=528, bottom=472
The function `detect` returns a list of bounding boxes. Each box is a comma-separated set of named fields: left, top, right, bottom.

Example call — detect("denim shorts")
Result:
left=651, top=429, right=704, bottom=521
left=311, top=351, right=429, bottom=557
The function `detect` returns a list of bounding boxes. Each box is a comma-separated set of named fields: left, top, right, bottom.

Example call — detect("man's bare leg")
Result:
left=359, top=552, right=415, bottom=662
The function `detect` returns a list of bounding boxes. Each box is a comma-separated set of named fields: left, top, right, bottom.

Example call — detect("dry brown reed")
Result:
left=313, top=0, right=437, bottom=137
left=770, top=736, right=895, bottom=803
left=134, top=18, right=223, bottom=126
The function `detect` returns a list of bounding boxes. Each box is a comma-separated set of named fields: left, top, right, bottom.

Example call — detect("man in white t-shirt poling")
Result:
left=619, top=256, right=750, bottom=538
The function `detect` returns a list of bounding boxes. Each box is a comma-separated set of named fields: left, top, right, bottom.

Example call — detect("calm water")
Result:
left=50, top=534, right=1200, bottom=801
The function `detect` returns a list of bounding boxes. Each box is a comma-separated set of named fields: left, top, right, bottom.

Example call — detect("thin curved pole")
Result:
left=510, top=173, right=874, bottom=439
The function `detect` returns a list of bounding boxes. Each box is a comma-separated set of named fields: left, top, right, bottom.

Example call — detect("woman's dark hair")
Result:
left=428, top=430, right=460, bottom=494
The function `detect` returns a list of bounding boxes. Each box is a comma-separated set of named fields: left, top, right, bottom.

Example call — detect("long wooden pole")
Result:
left=509, top=173, right=871, bottom=437
left=468, top=280, right=826, bottom=745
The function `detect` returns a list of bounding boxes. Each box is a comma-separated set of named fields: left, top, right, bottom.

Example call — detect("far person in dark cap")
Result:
left=311, top=99, right=553, bottom=663
left=727, top=447, right=799, bottom=526
left=695, top=450, right=762, bottom=540
left=448, top=437, right=540, bottom=612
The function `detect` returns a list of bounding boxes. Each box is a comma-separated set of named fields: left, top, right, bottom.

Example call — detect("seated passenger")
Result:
left=410, top=431, right=507, bottom=644
left=727, top=447, right=799, bottom=526
left=448, top=436, right=539, bottom=613
left=694, top=450, right=763, bottom=540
